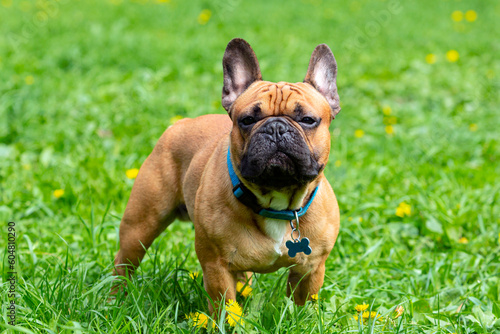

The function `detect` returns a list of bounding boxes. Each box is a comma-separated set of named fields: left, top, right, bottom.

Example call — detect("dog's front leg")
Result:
left=287, top=262, right=326, bottom=305
left=201, top=260, right=237, bottom=314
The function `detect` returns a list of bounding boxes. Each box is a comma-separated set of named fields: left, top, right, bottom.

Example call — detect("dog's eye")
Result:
left=300, top=117, right=316, bottom=125
left=240, top=116, right=256, bottom=126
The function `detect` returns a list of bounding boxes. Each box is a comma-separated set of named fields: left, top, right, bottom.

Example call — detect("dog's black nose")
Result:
left=263, top=119, right=289, bottom=139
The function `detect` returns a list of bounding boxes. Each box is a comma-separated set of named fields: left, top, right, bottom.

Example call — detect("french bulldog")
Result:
left=114, top=38, right=341, bottom=313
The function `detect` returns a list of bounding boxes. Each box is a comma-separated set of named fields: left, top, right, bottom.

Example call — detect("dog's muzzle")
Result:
left=239, top=118, right=321, bottom=188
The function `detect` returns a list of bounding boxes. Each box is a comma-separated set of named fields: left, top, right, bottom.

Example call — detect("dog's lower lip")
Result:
left=268, top=152, right=291, bottom=165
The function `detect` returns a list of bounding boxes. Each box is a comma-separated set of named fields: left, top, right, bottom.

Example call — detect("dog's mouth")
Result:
left=240, top=148, right=320, bottom=189
left=267, top=151, right=294, bottom=170
left=239, top=120, right=321, bottom=189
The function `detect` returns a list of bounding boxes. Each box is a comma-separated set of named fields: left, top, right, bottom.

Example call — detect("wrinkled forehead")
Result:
left=232, top=81, right=330, bottom=115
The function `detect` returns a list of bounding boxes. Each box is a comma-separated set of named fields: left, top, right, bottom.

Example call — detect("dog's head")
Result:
left=223, top=38, right=340, bottom=190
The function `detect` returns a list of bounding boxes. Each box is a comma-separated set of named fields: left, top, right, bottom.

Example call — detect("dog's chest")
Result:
left=227, top=218, right=310, bottom=272
left=262, top=218, right=288, bottom=255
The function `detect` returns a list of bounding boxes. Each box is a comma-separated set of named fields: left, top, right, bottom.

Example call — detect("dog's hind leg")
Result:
left=113, top=153, right=181, bottom=280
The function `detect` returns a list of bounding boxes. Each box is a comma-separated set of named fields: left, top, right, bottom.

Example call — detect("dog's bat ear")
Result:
left=222, top=38, right=262, bottom=113
left=304, top=44, right=341, bottom=119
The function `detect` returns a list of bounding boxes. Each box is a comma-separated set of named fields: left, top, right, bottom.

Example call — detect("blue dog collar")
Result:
left=227, top=147, right=319, bottom=220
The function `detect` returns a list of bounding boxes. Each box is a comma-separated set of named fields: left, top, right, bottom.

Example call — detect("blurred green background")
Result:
left=1, top=0, right=499, bottom=332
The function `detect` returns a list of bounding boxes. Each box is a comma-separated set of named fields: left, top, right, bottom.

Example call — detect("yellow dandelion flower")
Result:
left=385, top=125, right=394, bottom=135
left=498, top=233, right=500, bottom=244
left=394, top=305, right=404, bottom=319
left=458, top=237, right=468, bottom=244
left=465, top=10, right=477, bottom=22
left=469, top=123, right=478, bottom=132
left=354, top=129, right=364, bottom=138
left=451, top=10, right=463, bottom=22
left=53, top=189, right=65, bottom=199
left=358, top=217, right=363, bottom=222
left=396, top=201, right=411, bottom=217
left=197, top=9, right=212, bottom=25
left=169, top=115, right=183, bottom=125
left=236, top=281, right=253, bottom=298
left=353, top=309, right=383, bottom=323
left=25, top=75, right=35, bottom=85
left=189, top=272, right=199, bottom=279
left=156, top=0, right=170, bottom=3
left=446, top=50, right=459, bottom=62
left=311, top=294, right=318, bottom=302
left=186, top=312, right=214, bottom=329
left=334, top=160, right=341, bottom=167
left=355, top=303, right=369, bottom=312
left=226, top=299, right=244, bottom=327
left=382, top=105, right=392, bottom=115
left=1, top=0, right=13, bottom=8
left=363, top=311, right=383, bottom=321
left=384, top=116, right=397, bottom=125
left=425, top=53, right=437, bottom=64
left=126, top=168, right=139, bottom=179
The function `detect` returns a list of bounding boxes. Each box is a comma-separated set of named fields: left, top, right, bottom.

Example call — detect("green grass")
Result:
left=1, top=0, right=500, bottom=332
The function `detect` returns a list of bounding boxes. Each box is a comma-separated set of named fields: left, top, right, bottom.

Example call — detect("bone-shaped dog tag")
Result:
left=286, top=237, right=312, bottom=258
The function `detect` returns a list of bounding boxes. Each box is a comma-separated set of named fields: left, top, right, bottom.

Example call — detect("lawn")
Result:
left=1, top=0, right=499, bottom=333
